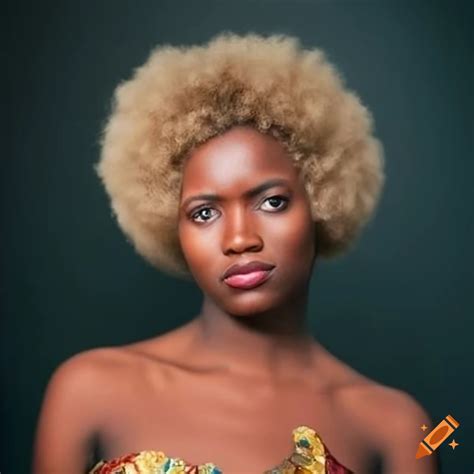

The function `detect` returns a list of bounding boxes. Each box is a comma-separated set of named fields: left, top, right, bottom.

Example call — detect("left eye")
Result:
left=260, top=195, right=289, bottom=211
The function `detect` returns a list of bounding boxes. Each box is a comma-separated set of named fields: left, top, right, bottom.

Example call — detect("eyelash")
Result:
left=189, top=195, right=290, bottom=224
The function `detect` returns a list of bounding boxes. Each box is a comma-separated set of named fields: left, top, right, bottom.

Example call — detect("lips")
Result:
left=221, top=260, right=276, bottom=290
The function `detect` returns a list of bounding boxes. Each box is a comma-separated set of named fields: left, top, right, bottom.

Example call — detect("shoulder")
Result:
left=37, top=344, right=154, bottom=432
left=33, top=347, right=136, bottom=472
left=48, top=346, right=135, bottom=389
left=316, top=346, right=437, bottom=473
left=315, top=346, right=432, bottom=435
left=37, top=347, right=134, bottom=424
left=336, top=381, right=432, bottom=434
left=335, top=382, right=438, bottom=473
left=47, top=324, right=197, bottom=396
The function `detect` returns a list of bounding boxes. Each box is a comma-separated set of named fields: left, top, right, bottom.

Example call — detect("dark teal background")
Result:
left=2, top=1, right=472, bottom=473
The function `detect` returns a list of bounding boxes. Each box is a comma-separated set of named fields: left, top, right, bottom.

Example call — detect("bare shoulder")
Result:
left=33, top=346, right=136, bottom=473
left=50, top=322, right=196, bottom=393
left=334, top=378, right=438, bottom=473
left=36, top=345, right=138, bottom=430
left=315, top=347, right=437, bottom=472
left=45, top=340, right=177, bottom=397
left=316, top=346, right=433, bottom=434
left=335, top=380, right=433, bottom=437
left=47, top=345, right=140, bottom=391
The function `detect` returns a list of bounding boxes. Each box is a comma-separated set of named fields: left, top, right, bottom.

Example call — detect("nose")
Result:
left=222, top=206, right=263, bottom=256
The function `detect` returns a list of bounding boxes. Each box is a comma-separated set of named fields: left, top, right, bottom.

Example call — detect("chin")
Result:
left=217, top=291, right=285, bottom=318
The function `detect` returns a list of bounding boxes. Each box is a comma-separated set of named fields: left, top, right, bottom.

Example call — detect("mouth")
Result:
left=223, top=268, right=275, bottom=290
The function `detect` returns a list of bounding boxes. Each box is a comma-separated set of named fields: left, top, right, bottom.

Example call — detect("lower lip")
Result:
left=223, top=269, right=274, bottom=289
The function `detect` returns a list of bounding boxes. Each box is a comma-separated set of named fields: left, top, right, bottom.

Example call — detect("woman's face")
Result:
left=178, top=126, right=316, bottom=316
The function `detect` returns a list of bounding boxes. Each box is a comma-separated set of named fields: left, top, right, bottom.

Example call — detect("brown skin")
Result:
left=33, top=127, right=438, bottom=474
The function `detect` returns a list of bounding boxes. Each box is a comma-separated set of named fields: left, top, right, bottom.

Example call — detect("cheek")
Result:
left=267, top=207, right=315, bottom=261
left=178, top=224, right=219, bottom=279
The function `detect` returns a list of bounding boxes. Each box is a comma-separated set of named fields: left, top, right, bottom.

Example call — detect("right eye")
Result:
left=190, top=207, right=219, bottom=223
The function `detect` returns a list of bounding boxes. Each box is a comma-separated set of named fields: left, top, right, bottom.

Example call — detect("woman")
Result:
left=33, top=34, right=437, bottom=474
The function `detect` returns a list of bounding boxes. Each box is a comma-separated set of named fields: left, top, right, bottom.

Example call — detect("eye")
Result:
left=260, top=195, right=289, bottom=212
left=190, top=207, right=219, bottom=223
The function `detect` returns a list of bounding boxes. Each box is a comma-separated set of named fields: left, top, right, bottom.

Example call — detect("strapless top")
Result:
left=89, top=425, right=353, bottom=474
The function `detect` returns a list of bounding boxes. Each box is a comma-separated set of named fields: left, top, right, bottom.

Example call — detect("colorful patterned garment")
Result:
left=90, top=425, right=353, bottom=474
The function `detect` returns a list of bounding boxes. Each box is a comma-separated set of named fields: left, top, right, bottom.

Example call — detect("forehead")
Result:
left=181, top=127, right=298, bottom=193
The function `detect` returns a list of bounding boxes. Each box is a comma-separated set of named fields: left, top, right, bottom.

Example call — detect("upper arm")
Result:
left=373, top=389, right=439, bottom=474
left=32, top=350, right=111, bottom=474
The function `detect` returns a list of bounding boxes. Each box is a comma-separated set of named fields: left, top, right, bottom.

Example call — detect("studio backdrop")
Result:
left=2, top=1, right=472, bottom=473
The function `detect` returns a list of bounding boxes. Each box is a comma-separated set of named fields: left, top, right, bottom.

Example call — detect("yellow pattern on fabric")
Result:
left=264, top=426, right=327, bottom=474
left=90, top=426, right=334, bottom=474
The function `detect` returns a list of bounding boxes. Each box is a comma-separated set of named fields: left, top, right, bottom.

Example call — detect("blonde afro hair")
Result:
left=97, top=33, right=384, bottom=278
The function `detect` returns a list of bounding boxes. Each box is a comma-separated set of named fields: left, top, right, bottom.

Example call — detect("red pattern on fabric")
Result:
left=325, top=448, right=354, bottom=474
left=184, top=466, right=199, bottom=473
left=90, top=452, right=140, bottom=473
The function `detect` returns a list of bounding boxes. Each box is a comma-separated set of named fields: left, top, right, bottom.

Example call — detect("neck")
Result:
left=190, top=290, right=318, bottom=380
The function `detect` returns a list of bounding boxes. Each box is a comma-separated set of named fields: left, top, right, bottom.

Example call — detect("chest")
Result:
left=97, top=372, right=378, bottom=473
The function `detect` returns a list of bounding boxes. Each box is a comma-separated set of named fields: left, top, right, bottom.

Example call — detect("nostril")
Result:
left=223, top=235, right=263, bottom=256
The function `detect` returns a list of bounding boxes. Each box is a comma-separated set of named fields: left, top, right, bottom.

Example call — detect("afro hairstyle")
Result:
left=97, top=33, right=385, bottom=278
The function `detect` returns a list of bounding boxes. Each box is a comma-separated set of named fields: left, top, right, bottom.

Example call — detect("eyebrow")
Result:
left=181, top=178, right=291, bottom=209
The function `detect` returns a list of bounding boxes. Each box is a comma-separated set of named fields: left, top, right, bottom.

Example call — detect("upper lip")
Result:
left=221, top=260, right=276, bottom=280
